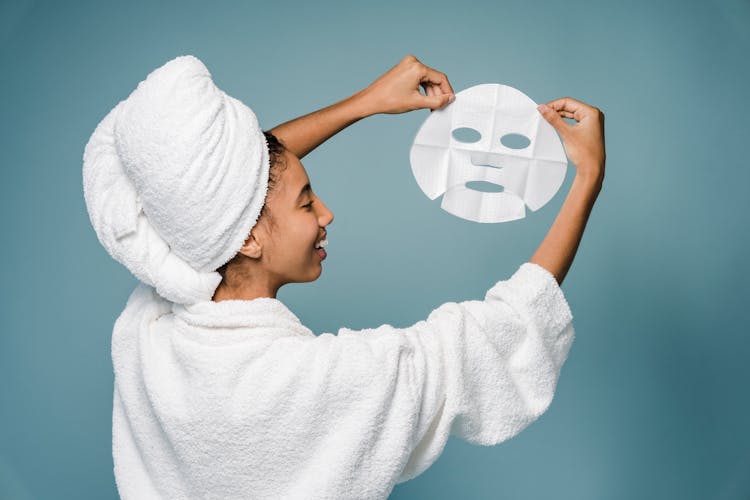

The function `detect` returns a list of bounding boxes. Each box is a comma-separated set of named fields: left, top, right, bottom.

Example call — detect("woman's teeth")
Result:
left=315, top=238, right=328, bottom=249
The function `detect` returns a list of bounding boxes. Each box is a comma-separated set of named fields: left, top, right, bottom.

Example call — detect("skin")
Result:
left=212, top=150, right=334, bottom=301
left=530, top=99, right=605, bottom=284
left=212, top=55, right=605, bottom=301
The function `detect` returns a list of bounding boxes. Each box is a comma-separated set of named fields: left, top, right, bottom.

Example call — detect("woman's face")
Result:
left=252, top=150, right=334, bottom=285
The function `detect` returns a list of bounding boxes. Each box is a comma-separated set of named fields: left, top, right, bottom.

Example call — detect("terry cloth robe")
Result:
left=111, top=262, right=575, bottom=499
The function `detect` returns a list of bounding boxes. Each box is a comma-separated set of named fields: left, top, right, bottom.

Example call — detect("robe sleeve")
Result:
left=331, top=262, right=575, bottom=484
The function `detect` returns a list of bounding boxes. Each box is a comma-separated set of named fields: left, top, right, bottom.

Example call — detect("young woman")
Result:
left=83, top=54, right=604, bottom=499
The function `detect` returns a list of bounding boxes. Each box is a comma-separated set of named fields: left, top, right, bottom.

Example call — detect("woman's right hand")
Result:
left=359, top=54, right=455, bottom=115
left=537, top=97, right=606, bottom=184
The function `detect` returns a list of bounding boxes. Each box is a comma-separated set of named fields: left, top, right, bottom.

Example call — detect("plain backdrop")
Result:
left=1, top=0, right=749, bottom=498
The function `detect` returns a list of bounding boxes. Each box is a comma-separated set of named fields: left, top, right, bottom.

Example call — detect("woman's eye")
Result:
left=304, top=201, right=314, bottom=210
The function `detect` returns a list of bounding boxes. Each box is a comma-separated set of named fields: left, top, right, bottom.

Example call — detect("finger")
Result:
left=537, top=103, right=571, bottom=134
left=417, top=92, right=454, bottom=111
left=423, top=85, right=439, bottom=112
left=426, top=86, right=437, bottom=111
left=420, top=65, right=454, bottom=96
left=546, top=97, right=595, bottom=122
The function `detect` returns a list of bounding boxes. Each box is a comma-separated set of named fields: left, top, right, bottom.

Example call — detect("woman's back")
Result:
left=112, top=262, right=574, bottom=499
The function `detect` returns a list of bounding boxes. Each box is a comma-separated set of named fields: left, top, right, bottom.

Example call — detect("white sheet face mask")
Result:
left=409, top=83, right=568, bottom=223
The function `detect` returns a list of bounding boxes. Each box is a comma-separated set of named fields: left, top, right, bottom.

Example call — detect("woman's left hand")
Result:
left=359, top=55, right=455, bottom=115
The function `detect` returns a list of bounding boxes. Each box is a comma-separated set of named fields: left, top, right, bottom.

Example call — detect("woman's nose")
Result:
left=317, top=198, right=334, bottom=226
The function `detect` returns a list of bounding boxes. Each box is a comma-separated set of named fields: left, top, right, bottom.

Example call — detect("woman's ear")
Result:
left=238, top=231, right=263, bottom=259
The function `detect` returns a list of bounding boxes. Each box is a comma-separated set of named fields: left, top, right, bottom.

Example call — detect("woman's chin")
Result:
left=311, top=265, right=323, bottom=280
left=302, top=263, right=323, bottom=282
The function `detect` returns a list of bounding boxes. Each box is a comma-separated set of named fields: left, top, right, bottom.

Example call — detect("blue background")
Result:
left=1, top=0, right=748, bottom=498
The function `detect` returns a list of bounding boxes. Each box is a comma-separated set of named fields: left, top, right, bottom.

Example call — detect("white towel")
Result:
left=110, top=262, right=575, bottom=499
left=82, top=55, right=270, bottom=305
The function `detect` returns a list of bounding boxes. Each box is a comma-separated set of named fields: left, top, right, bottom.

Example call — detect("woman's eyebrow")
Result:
left=296, top=183, right=311, bottom=202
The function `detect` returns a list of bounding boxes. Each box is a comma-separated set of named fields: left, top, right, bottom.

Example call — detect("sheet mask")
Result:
left=409, top=83, right=568, bottom=223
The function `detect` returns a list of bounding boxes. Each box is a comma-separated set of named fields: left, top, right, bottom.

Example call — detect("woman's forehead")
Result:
left=281, top=152, right=310, bottom=200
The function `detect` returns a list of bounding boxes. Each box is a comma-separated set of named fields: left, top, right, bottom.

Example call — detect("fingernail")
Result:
left=448, top=94, right=456, bottom=103
left=537, top=104, right=548, bottom=112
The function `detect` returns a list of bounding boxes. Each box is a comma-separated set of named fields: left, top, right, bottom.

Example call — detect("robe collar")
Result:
left=171, top=295, right=312, bottom=337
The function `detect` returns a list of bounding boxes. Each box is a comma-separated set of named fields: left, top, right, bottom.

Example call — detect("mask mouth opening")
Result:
left=465, top=181, right=505, bottom=193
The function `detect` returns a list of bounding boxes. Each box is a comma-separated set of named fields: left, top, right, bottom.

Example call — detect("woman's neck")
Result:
left=212, top=278, right=280, bottom=302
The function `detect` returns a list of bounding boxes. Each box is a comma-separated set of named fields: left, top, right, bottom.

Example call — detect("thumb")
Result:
left=537, top=103, right=569, bottom=134
left=420, top=92, right=455, bottom=111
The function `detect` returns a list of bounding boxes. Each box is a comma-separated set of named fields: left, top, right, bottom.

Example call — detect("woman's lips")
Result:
left=314, top=237, right=328, bottom=260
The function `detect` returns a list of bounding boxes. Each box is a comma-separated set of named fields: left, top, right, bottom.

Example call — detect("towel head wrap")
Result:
left=82, top=55, right=270, bottom=305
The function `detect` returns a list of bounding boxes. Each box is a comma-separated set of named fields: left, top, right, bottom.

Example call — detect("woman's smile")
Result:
left=314, top=236, right=328, bottom=260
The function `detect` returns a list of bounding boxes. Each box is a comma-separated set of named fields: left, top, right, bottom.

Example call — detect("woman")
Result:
left=83, top=54, right=604, bottom=499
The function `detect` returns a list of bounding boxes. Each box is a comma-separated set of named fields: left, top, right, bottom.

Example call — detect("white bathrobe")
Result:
left=111, top=262, right=575, bottom=499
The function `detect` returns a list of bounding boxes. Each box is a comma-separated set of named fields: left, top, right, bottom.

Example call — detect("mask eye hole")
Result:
left=451, top=127, right=482, bottom=143
left=500, top=133, right=531, bottom=149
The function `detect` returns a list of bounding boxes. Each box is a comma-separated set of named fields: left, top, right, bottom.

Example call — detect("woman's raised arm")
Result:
left=268, top=55, right=455, bottom=159
left=531, top=97, right=606, bottom=285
